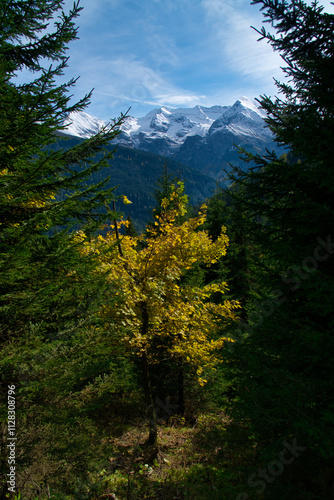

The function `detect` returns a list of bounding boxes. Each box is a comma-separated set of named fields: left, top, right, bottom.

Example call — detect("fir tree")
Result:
left=150, top=163, right=190, bottom=224
left=124, top=215, right=138, bottom=237
left=226, top=1, right=334, bottom=496
left=0, top=1, right=125, bottom=493
left=205, top=186, right=255, bottom=315
left=0, top=0, right=124, bottom=339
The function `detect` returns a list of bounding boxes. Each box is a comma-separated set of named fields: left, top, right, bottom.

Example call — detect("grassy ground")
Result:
left=9, top=396, right=322, bottom=500
left=68, top=409, right=259, bottom=500
left=8, top=372, right=321, bottom=499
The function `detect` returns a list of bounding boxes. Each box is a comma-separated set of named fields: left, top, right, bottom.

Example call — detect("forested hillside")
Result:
left=1, top=1, right=333, bottom=500
left=53, top=133, right=217, bottom=231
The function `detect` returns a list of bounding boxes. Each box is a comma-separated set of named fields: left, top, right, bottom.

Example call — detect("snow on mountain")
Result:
left=207, top=99, right=272, bottom=139
left=118, top=99, right=267, bottom=146
left=62, top=97, right=268, bottom=143
left=61, top=111, right=107, bottom=139
left=60, top=98, right=278, bottom=179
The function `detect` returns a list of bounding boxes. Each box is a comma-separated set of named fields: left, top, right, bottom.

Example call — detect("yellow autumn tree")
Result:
left=80, top=183, right=240, bottom=443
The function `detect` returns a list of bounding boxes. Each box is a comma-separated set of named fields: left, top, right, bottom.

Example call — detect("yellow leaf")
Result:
left=80, top=181, right=241, bottom=387
left=122, top=195, right=132, bottom=205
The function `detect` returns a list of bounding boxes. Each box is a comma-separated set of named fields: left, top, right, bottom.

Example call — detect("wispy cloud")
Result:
left=24, top=0, right=333, bottom=120
left=54, top=0, right=292, bottom=118
left=68, top=53, right=204, bottom=117
left=201, top=0, right=334, bottom=85
left=201, top=0, right=283, bottom=83
left=155, top=94, right=204, bottom=106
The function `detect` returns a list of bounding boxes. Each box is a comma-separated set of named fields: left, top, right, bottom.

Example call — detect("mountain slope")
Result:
left=53, top=134, right=217, bottom=231
left=62, top=98, right=281, bottom=179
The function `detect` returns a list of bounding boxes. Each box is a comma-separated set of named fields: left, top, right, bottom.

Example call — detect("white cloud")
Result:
left=61, top=0, right=282, bottom=117
left=201, top=0, right=283, bottom=84
left=25, top=0, right=332, bottom=120
left=201, top=0, right=334, bottom=88
left=67, top=54, right=204, bottom=117
left=155, top=94, right=204, bottom=106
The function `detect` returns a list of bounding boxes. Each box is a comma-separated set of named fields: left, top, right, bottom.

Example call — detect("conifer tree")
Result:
left=150, top=163, right=189, bottom=225
left=226, top=0, right=334, bottom=496
left=124, top=215, right=138, bottom=237
left=0, top=1, right=125, bottom=493
left=205, top=186, right=255, bottom=315
left=0, top=0, right=124, bottom=339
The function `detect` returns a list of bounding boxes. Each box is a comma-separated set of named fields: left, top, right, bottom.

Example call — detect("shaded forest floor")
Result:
left=70, top=410, right=258, bottom=500
left=14, top=384, right=322, bottom=500
left=10, top=395, right=325, bottom=500
left=9, top=370, right=324, bottom=500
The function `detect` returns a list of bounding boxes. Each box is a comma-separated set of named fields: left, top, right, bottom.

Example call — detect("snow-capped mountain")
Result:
left=120, top=98, right=271, bottom=145
left=62, top=98, right=279, bottom=179
left=120, top=104, right=229, bottom=145
left=61, top=111, right=107, bottom=139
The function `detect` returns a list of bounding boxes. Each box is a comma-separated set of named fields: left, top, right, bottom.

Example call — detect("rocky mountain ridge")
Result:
left=62, top=98, right=280, bottom=179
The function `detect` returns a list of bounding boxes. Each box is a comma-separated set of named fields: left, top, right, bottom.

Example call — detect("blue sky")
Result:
left=47, top=0, right=334, bottom=120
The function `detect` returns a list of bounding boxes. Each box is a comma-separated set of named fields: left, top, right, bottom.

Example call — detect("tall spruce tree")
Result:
left=205, top=186, right=256, bottom=316
left=0, top=0, right=125, bottom=339
left=0, top=1, right=125, bottom=495
left=226, top=1, right=334, bottom=497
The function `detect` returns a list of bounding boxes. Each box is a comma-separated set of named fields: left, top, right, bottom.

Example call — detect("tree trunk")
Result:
left=141, top=352, right=157, bottom=445
left=178, top=363, right=185, bottom=416
left=140, top=301, right=157, bottom=445
left=112, top=200, right=123, bottom=257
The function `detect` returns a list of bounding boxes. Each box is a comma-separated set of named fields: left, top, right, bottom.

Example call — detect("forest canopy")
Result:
left=1, top=0, right=334, bottom=499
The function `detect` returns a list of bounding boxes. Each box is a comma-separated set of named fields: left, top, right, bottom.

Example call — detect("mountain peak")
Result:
left=233, top=97, right=265, bottom=115
left=62, top=111, right=107, bottom=139
left=60, top=97, right=271, bottom=150
left=59, top=97, right=279, bottom=180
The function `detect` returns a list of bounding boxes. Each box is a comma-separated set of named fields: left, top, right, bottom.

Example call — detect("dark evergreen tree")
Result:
left=0, top=0, right=126, bottom=338
left=225, top=1, right=334, bottom=497
left=152, top=163, right=183, bottom=218
left=0, top=1, right=126, bottom=495
left=153, top=164, right=176, bottom=205
left=205, top=185, right=256, bottom=315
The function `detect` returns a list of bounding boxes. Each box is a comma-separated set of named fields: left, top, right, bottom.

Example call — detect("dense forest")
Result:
left=1, top=1, right=333, bottom=499
left=51, top=134, right=218, bottom=233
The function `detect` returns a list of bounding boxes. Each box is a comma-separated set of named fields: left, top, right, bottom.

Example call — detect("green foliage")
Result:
left=124, top=215, right=138, bottom=237
left=0, top=1, right=129, bottom=496
left=205, top=186, right=260, bottom=314
left=51, top=135, right=217, bottom=233
left=2, top=0, right=333, bottom=497
left=222, top=0, right=334, bottom=497
left=150, top=164, right=191, bottom=223
left=0, top=0, right=126, bottom=338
